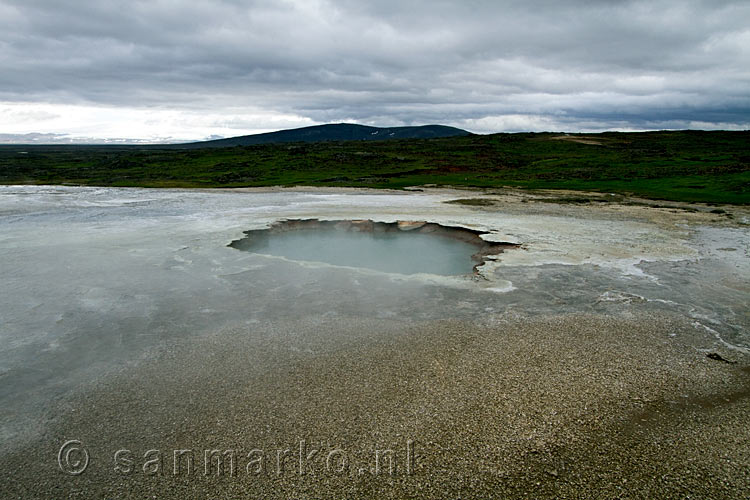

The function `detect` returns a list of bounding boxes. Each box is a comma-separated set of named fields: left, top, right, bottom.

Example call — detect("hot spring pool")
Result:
left=229, top=219, right=511, bottom=276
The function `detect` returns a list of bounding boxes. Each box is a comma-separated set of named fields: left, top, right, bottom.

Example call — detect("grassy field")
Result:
left=1, top=130, right=748, bottom=204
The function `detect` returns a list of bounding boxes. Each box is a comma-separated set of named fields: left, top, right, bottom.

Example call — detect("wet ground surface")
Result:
left=0, top=185, right=748, bottom=498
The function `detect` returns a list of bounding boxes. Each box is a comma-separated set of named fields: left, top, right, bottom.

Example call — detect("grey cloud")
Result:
left=0, top=0, right=748, bottom=135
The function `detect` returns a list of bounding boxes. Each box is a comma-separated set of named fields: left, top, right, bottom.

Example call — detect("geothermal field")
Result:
left=0, top=185, right=748, bottom=498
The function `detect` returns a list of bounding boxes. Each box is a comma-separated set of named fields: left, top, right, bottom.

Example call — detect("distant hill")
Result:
left=175, top=123, right=471, bottom=148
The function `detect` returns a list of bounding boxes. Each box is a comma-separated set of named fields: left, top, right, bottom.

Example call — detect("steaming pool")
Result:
left=228, top=219, right=516, bottom=275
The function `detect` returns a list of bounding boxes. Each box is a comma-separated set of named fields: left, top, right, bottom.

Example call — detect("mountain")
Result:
left=175, top=123, right=471, bottom=148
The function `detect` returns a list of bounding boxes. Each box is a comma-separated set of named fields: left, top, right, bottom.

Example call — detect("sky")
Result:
left=1, top=0, right=749, bottom=143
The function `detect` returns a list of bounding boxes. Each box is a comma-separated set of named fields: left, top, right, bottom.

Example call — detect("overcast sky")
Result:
left=1, top=0, right=749, bottom=143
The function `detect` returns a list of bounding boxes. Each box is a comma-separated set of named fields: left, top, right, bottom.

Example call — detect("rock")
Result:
left=706, top=353, right=736, bottom=364
left=350, top=220, right=374, bottom=232
left=397, top=221, right=426, bottom=231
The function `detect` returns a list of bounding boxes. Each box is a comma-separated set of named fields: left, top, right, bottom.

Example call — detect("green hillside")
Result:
left=1, top=130, right=748, bottom=204
left=172, top=123, right=471, bottom=148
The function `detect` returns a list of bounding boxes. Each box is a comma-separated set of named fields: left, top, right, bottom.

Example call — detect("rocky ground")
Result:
left=2, top=312, right=749, bottom=498
left=0, top=186, right=748, bottom=498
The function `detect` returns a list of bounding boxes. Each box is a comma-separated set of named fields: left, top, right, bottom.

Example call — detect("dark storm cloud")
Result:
left=1, top=0, right=748, bottom=134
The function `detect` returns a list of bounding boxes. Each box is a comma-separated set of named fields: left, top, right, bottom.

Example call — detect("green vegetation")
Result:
left=1, top=130, right=748, bottom=204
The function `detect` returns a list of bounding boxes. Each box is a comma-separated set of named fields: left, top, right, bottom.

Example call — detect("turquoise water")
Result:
left=240, top=229, right=479, bottom=275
